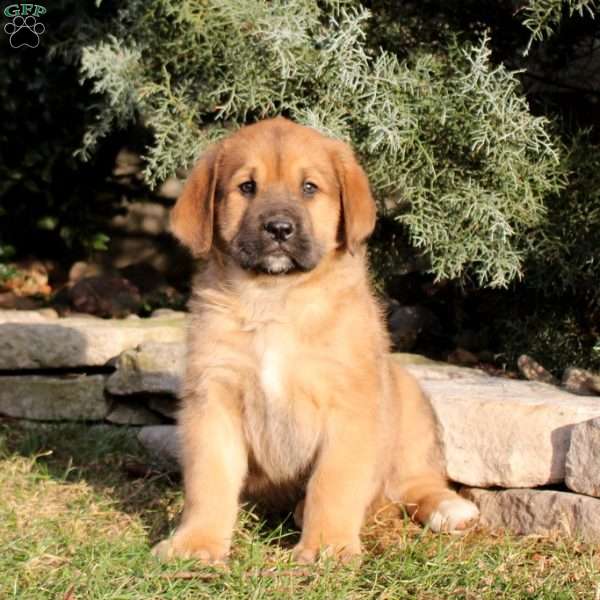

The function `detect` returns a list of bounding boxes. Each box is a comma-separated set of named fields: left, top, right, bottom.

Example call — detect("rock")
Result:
left=2, top=259, right=51, bottom=297
left=565, top=417, right=600, bottom=497
left=0, top=310, right=186, bottom=369
left=119, top=262, right=167, bottom=295
left=48, top=285, right=73, bottom=315
left=68, top=261, right=107, bottom=283
left=404, top=359, right=600, bottom=487
left=390, top=353, right=441, bottom=367
left=0, top=292, right=44, bottom=310
left=5, top=325, right=596, bottom=491
left=157, top=176, right=184, bottom=200
left=0, top=310, right=52, bottom=323
left=387, top=305, right=434, bottom=352
left=141, top=286, right=185, bottom=315
left=447, top=348, right=479, bottom=367
left=148, top=396, right=179, bottom=419
left=395, top=355, right=489, bottom=380
left=138, top=425, right=180, bottom=466
left=562, top=367, right=600, bottom=396
left=106, top=401, right=163, bottom=426
left=151, top=308, right=186, bottom=319
left=0, top=375, right=109, bottom=421
left=101, top=233, right=193, bottom=291
left=106, top=342, right=185, bottom=396
left=69, top=276, right=142, bottom=318
left=462, top=488, right=600, bottom=543
left=113, top=148, right=142, bottom=177
left=127, top=352, right=600, bottom=488
left=110, top=200, right=169, bottom=235
left=36, top=308, right=59, bottom=319
left=517, top=354, right=559, bottom=386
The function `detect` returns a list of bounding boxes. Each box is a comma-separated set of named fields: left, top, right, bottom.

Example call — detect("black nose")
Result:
left=264, top=218, right=295, bottom=241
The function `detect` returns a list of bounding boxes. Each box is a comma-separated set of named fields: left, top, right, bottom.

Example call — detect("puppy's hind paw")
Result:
left=426, top=498, right=479, bottom=533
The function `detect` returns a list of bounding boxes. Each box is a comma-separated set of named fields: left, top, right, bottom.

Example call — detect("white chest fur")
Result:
left=260, top=344, right=285, bottom=402
left=242, top=318, right=321, bottom=483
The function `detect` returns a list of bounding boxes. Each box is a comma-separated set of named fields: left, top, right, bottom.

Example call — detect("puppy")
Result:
left=153, top=117, right=478, bottom=564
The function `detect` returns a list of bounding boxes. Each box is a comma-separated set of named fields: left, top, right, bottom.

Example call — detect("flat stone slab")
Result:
left=106, top=342, right=185, bottom=396
left=147, top=396, right=179, bottom=419
left=0, top=375, right=109, bottom=421
left=0, top=310, right=186, bottom=369
left=402, top=359, right=600, bottom=487
left=565, top=417, right=600, bottom=497
left=109, top=351, right=600, bottom=488
left=462, top=488, right=600, bottom=543
left=562, top=367, right=600, bottom=396
left=4, top=318, right=597, bottom=491
left=106, top=401, right=163, bottom=426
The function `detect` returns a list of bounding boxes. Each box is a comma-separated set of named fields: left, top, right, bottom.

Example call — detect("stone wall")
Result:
left=1, top=310, right=600, bottom=541
left=0, top=309, right=185, bottom=424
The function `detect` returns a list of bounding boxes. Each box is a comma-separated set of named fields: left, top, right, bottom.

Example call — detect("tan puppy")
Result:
left=153, top=117, right=478, bottom=564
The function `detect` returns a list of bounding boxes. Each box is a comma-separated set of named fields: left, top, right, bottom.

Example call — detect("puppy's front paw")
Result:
left=426, top=498, right=479, bottom=533
left=292, top=543, right=318, bottom=564
left=152, top=531, right=229, bottom=564
left=292, top=538, right=362, bottom=564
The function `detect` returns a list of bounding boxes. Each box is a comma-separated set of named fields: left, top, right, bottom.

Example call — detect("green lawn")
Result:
left=1, top=422, right=598, bottom=599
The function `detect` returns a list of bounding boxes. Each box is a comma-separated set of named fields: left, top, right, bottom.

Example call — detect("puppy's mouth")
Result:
left=232, top=239, right=319, bottom=276
left=259, top=249, right=296, bottom=275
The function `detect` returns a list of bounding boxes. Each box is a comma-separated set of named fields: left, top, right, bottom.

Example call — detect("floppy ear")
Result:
left=170, top=145, right=221, bottom=257
left=332, top=143, right=377, bottom=254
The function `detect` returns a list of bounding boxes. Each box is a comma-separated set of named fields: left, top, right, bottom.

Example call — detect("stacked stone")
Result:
left=1, top=310, right=600, bottom=540
left=0, top=309, right=185, bottom=424
left=402, top=357, right=600, bottom=543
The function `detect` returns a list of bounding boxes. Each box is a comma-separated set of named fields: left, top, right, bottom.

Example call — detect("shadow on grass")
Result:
left=0, top=419, right=300, bottom=550
left=0, top=321, right=304, bottom=557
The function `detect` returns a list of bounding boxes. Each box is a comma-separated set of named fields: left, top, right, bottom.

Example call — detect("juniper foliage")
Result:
left=79, top=0, right=566, bottom=288
left=519, top=0, right=598, bottom=54
left=526, top=131, right=600, bottom=302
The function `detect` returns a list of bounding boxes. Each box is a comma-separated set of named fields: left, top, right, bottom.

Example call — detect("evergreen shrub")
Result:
left=79, top=0, right=566, bottom=288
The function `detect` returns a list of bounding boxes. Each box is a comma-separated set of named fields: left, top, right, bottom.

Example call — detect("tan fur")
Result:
left=153, top=117, right=478, bottom=564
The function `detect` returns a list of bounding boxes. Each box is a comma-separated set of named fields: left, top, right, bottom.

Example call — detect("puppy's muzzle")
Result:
left=263, top=217, right=295, bottom=242
left=260, top=208, right=299, bottom=244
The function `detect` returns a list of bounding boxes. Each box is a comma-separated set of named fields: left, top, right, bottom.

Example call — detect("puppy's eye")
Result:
left=239, top=181, right=256, bottom=196
left=303, top=181, right=318, bottom=196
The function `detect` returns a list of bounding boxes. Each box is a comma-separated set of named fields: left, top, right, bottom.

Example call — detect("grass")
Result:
left=1, top=421, right=599, bottom=599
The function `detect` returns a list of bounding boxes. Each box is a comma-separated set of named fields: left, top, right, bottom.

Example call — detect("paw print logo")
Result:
left=4, top=15, right=45, bottom=48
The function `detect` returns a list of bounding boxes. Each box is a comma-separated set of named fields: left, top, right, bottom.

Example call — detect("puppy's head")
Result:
left=171, top=117, right=376, bottom=275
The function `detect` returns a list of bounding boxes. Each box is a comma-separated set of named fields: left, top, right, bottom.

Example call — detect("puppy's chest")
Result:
left=242, top=322, right=321, bottom=482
